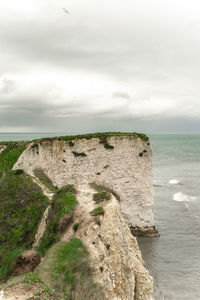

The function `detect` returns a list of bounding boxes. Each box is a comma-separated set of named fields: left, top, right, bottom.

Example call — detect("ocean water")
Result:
left=1, top=133, right=200, bottom=299
left=0, top=133, right=63, bottom=142
left=138, top=134, right=200, bottom=300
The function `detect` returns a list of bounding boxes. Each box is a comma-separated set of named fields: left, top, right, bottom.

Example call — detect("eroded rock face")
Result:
left=12, top=250, right=41, bottom=276
left=13, top=136, right=155, bottom=235
left=61, top=184, right=154, bottom=300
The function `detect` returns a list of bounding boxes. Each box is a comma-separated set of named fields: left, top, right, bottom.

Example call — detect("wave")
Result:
left=169, top=179, right=181, bottom=185
left=173, top=192, right=197, bottom=202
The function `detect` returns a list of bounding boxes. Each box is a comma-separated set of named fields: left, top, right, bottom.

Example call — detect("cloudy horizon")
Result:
left=1, top=0, right=200, bottom=134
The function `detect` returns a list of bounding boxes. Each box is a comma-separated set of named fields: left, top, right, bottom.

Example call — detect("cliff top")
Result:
left=35, top=132, right=149, bottom=142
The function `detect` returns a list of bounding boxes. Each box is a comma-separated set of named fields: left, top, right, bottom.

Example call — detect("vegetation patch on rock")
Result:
left=90, top=207, right=105, bottom=217
left=36, top=185, right=77, bottom=256
left=33, top=168, right=56, bottom=192
left=93, top=191, right=111, bottom=203
left=90, top=182, right=120, bottom=201
left=72, top=151, right=87, bottom=157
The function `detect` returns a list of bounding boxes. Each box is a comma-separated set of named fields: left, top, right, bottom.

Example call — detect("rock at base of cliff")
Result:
left=130, top=225, right=159, bottom=237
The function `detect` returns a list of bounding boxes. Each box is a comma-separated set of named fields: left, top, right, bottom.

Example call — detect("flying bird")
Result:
left=62, top=8, right=70, bottom=14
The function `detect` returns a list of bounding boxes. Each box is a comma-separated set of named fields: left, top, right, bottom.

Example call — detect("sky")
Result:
left=1, top=0, right=200, bottom=134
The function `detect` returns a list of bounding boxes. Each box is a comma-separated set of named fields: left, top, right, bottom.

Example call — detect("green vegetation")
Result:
left=69, top=141, right=75, bottom=147
left=34, top=168, right=56, bottom=192
left=99, top=136, right=114, bottom=149
left=72, top=151, right=87, bottom=157
left=0, top=141, right=27, bottom=175
left=90, top=182, right=120, bottom=201
left=40, top=239, right=104, bottom=299
left=0, top=142, right=49, bottom=282
left=36, top=185, right=77, bottom=256
left=73, top=223, right=80, bottom=232
left=90, top=207, right=104, bottom=217
left=93, top=191, right=111, bottom=203
left=36, top=132, right=149, bottom=143
left=2, top=272, right=56, bottom=299
left=139, top=149, right=147, bottom=157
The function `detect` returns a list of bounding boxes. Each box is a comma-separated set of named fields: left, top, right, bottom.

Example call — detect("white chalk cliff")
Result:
left=13, top=134, right=155, bottom=299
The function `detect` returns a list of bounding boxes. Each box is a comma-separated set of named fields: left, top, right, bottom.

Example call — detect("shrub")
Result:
left=90, top=207, right=104, bottom=217
left=93, top=191, right=110, bottom=203
left=90, top=182, right=120, bottom=201
left=72, top=151, right=87, bottom=157
left=73, top=223, right=80, bottom=232
left=99, top=136, right=114, bottom=149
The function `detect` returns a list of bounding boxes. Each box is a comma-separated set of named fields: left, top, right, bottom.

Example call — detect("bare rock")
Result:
left=12, top=250, right=41, bottom=276
left=58, top=214, right=73, bottom=233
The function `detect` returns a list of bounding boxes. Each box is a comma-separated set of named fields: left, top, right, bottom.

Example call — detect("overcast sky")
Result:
left=1, top=0, right=200, bottom=133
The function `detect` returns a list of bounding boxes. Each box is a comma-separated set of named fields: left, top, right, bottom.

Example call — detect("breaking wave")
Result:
left=169, top=179, right=181, bottom=185
left=173, top=192, right=197, bottom=202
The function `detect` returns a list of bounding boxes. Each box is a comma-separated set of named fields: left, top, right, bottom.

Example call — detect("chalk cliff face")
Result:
left=12, top=134, right=155, bottom=299
left=13, top=135, right=155, bottom=235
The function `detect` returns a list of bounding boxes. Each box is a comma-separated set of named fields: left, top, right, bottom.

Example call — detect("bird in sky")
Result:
left=62, top=8, right=70, bottom=14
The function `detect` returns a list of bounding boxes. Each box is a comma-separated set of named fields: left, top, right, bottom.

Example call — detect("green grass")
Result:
left=1, top=272, right=56, bottom=299
left=41, top=239, right=104, bottom=299
left=93, top=191, right=111, bottom=203
left=0, top=141, right=27, bottom=175
left=90, top=207, right=105, bottom=217
left=73, top=223, right=80, bottom=232
left=36, top=185, right=77, bottom=256
left=0, top=141, right=49, bottom=282
left=90, top=182, right=120, bottom=201
left=34, top=168, right=56, bottom=192
left=35, top=132, right=149, bottom=143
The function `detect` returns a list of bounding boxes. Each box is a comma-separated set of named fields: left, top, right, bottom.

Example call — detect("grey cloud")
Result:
left=1, top=0, right=200, bottom=133
left=112, top=92, right=131, bottom=99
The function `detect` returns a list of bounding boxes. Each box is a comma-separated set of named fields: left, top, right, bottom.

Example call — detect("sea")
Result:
left=0, top=133, right=200, bottom=300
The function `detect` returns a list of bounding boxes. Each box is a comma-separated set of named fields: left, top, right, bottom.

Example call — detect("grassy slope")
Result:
left=36, top=185, right=77, bottom=256
left=37, top=239, right=104, bottom=300
left=0, top=142, right=49, bottom=281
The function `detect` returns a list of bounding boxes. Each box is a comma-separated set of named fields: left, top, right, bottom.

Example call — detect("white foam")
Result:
left=173, top=192, right=197, bottom=202
left=169, top=179, right=180, bottom=185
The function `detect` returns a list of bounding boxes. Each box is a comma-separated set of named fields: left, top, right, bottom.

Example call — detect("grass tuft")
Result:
left=90, top=207, right=104, bottom=217
left=93, top=191, right=111, bottom=203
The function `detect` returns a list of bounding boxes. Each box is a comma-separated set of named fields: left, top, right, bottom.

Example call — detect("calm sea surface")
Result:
left=1, top=133, right=200, bottom=299
left=138, top=134, right=200, bottom=300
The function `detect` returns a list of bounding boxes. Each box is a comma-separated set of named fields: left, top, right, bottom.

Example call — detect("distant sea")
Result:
left=138, top=134, right=200, bottom=300
left=1, top=133, right=200, bottom=299
left=0, top=133, right=64, bottom=142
